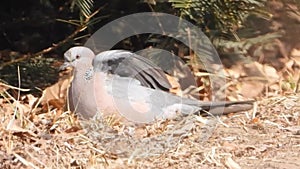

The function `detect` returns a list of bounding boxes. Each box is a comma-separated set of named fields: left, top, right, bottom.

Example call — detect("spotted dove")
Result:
left=61, top=46, right=254, bottom=123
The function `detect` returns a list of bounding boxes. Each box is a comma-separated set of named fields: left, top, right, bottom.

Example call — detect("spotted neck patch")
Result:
left=84, top=67, right=94, bottom=81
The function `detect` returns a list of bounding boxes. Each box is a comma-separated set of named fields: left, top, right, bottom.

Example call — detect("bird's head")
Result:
left=60, top=46, right=95, bottom=70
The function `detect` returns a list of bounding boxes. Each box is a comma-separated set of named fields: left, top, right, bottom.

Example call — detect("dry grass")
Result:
left=1, top=39, right=300, bottom=168
left=1, top=76, right=300, bottom=169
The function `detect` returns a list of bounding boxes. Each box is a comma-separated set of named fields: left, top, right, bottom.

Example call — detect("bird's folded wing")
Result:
left=93, top=50, right=172, bottom=91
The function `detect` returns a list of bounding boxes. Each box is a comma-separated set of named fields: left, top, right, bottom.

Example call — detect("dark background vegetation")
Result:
left=0, top=0, right=273, bottom=53
left=0, top=0, right=299, bottom=92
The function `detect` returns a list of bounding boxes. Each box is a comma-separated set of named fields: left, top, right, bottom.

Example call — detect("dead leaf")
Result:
left=291, top=48, right=300, bottom=58
left=244, top=62, right=279, bottom=84
left=48, top=99, right=65, bottom=109
left=65, top=126, right=81, bottom=133
left=249, top=117, right=260, bottom=124
left=166, top=74, right=181, bottom=95
left=40, top=76, right=72, bottom=106
left=6, top=119, right=37, bottom=138
left=21, top=94, right=38, bottom=108
left=240, top=81, right=265, bottom=98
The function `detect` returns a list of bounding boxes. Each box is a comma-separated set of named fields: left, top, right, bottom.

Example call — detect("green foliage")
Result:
left=216, top=32, right=282, bottom=54
left=162, top=0, right=280, bottom=57
left=64, top=0, right=279, bottom=59
left=168, top=0, right=271, bottom=34
left=70, top=0, right=94, bottom=21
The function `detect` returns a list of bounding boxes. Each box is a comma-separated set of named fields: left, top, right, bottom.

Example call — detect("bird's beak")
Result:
left=59, top=62, right=72, bottom=71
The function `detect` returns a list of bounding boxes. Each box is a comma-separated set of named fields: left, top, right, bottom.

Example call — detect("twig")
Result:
left=146, top=3, right=166, bottom=35
left=0, top=82, right=30, bottom=92
left=0, top=8, right=101, bottom=68
left=7, top=66, right=21, bottom=130
left=14, top=153, right=39, bottom=169
left=0, top=25, right=86, bottom=68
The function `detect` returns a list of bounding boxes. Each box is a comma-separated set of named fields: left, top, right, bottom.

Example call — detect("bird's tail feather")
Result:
left=181, top=98, right=255, bottom=115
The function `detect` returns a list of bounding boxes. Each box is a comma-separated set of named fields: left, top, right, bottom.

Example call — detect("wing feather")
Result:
left=93, top=50, right=172, bottom=91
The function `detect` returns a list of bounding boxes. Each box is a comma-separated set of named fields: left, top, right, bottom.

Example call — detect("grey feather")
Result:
left=93, top=50, right=172, bottom=91
left=63, top=46, right=254, bottom=123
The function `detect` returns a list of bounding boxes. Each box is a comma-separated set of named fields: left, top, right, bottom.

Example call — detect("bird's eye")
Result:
left=76, top=55, right=80, bottom=59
